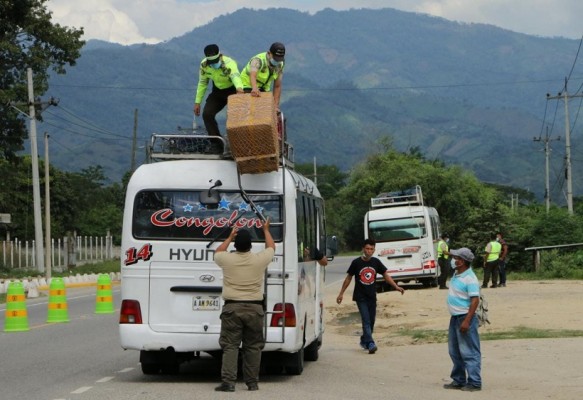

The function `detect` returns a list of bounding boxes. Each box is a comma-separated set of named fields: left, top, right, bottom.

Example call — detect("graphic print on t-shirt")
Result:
left=358, top=266, right=377, bottom=285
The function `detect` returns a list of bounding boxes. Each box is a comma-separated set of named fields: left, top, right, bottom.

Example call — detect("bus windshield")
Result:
left=132, top=190, right=282, bottom=241
left=368, top=217, right=426, bottom=242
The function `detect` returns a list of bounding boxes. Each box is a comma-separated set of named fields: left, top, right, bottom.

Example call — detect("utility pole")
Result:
left=547, top=80, right=583, bottom=215
left=10, top=68, right=59, bottom=273
left=313, top=157, right=317, bottom=185
left=131, top=108, right=138, bottom=172
left=27, top=68, right=45, bottom=272
left=44, top=132, right=52, bottom=279
left=533, top=128, right=561, bottom=213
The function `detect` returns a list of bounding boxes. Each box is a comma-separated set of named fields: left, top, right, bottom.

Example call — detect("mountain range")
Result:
left=43, top=7, right=583, bottom=202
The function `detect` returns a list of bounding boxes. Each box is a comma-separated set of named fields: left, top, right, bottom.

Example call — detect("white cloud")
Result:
left=49, top=0, right=161, bottom=44
left=47, top=0, right=583, bottom=45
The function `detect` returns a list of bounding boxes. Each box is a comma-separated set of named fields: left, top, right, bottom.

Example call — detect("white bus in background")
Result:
left=119, top=133, right=337, bottom=375
left=364, top=186, right=441, bottom=290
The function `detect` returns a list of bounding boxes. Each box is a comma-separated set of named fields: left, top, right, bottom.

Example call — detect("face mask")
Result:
left=270, top=58, right=282, bottom=67
left=450, top=259, right=456, bottom=269
left=210, top=62, right=221, bottom=69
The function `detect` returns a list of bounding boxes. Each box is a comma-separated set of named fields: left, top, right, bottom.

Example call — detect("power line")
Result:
left=49, top=76, right=582, bottom=93
left=44, top=108, right=130, bottom=139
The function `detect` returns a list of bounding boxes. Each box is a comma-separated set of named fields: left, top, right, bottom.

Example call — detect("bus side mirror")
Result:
left=326, top=235, right=339, bottom=257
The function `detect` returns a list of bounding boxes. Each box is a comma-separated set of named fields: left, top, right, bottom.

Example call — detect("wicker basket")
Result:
left=227, top=93, right=279, bottom=174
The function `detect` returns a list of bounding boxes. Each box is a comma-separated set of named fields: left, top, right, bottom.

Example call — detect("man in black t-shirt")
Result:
left=336, top=239, right=404, bottom=354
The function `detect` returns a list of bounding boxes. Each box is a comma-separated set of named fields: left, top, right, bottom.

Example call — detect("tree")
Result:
left=0, top=0, right=84, bottom=160
left=327, top=143, right=509, bottom=251
left=294, top=162, right=348, bottom=199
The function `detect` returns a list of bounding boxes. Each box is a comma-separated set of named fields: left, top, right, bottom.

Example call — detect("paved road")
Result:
left=0, top=259, right=581, bottom=399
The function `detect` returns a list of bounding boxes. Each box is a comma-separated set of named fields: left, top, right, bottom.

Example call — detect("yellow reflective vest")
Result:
left=486, top=241, right=501, bottom=262
left=438, top=240, right=449, bottom=259
left=240, top=52, right=284, bottom=91
left=194, top=55, right=243, bottom=104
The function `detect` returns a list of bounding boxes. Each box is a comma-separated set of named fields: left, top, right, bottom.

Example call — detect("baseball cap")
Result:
left=269, top=42, right=285, bottom=61
left=204, top=44, right=220, bottom=62
left=449, top=248, right=474, bottom=262
left=234, top=229, right=252, bottom=252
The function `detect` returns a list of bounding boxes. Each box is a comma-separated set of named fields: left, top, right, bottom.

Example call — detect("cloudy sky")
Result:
left=47, top=0, right=583, bottom=45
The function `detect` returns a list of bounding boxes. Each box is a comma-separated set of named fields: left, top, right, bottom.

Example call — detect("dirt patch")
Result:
left=325, top=280, right=583, bottom=347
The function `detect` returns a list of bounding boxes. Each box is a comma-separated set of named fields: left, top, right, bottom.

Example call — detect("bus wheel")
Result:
left=421, top=278, right=436, bottom=288
left=285, top=347, right=304, bottom=375
left=141, top=362, right=161, bottom=375
left=160, top=362, right=180, bottom=375
left=304, top=339, right=320, bottom=362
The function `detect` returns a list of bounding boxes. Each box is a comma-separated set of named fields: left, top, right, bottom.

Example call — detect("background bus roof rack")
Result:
left=370, top=185, right=424, bottom=208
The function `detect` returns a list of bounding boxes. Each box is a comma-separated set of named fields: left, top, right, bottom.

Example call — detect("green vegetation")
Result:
left=0, top=259, right=120, bottom=304
left=480, top=326, right=583, bottom=340
left=327, top=141, right=583, bottom=277
left=0, top=160, right=125, bottom=243
left=0, top=0, right=84, bottom=159
left=394, top=327, right=583, bottom=344
left=0, top=259, right=120, bottom=281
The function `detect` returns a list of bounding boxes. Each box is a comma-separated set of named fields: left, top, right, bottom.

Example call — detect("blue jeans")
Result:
left=448, top=314, right=482, bottom=388
left=356, top=298, right=377, bottom=347
left=498, top=259, right=507, bottom=285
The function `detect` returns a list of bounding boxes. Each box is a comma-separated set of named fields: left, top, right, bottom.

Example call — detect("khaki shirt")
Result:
left=214, top=247, right=274, bottom=301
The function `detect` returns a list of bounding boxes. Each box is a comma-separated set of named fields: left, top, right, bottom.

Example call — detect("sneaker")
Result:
left=500, top=283, right=506, bottom=287
left=481, top=285, right=487, bottom=289
left=490, top=285, right=497, bottom=288
left=443, top=382, right=464, bottom=390
left=246, top=383, right=259, bottom=391
left=359, top=342, right=367, bottom=350
left=461, top=385, right=481, bottom=392
left=215, top=382, right=235, bottom=392
left=368, top=343, right=378, bottom=354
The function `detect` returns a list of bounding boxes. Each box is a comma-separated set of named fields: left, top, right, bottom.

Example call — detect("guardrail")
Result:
left=1, top=235, right=118, bottom=270
left=524, top=242, right=583, bottom=271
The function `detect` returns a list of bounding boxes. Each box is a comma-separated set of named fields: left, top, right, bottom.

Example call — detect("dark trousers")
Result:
left=203, top=85, right=237, bottom=136
left=356, top=298, right=377, bottom=347
left=483, top=260, right=499, bottom=287
left=438, top=257, right=450, bottom=288
left=498, top=259, right=507, bottom=285
left=218, top=303, right=265, bottom=385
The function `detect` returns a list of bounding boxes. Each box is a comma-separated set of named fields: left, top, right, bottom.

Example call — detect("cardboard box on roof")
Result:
left=227, top=93, right=279, bottom=174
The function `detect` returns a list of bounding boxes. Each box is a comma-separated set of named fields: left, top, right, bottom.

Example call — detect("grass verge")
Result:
left=395, top=326, right=583, bottom=344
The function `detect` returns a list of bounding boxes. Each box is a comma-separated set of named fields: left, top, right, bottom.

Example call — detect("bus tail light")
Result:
left=120, top=299, right=143, bottom=324
left=270, top=303, right=296, bottom=327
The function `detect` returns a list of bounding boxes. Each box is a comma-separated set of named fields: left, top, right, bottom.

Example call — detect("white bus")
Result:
left=119, top=133, right=336, bottom=375
left=364, top=186, right=441, bottom=290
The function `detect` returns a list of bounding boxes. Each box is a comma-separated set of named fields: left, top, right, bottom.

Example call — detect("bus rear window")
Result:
left=368, top=217, right=426, bottom=242
left=132, top=190, right=282, bottom=241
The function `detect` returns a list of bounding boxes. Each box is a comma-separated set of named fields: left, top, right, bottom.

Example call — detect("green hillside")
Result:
left=43, top=7, right=583, bottom=201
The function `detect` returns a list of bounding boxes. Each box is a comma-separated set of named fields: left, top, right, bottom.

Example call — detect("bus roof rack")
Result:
left=371, top=185, right=424, bottom=208
left=147, top=133, right=295, bottom=168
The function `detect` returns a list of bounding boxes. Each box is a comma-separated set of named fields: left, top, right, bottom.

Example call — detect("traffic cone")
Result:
left=47, top=278, right=70, bottom=323
left=4, top=282, right=30, bottom=332
left=95, top=273, right=115, bottom=314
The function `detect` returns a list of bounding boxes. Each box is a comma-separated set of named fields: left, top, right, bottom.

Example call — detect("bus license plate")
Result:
left=192, top=296, right=221, bottom=311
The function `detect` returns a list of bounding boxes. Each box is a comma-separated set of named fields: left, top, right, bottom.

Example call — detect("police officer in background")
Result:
left=437, top=233, right=451, bottom=289
left=240, top=42, right=285, bottom=111
left=482, top=233, right=501, bottom=288
left=194, top=44, right=243, bottom=137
